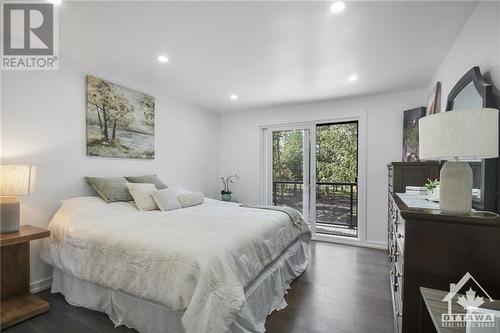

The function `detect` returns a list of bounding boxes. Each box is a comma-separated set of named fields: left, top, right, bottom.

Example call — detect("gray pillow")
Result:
left=125, top=175, right=167, bottom=190
left=85, top=177, right=133, bottom=202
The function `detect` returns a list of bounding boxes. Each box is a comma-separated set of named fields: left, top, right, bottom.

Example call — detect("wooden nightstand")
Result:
left=0, top=225, right=50, bottom=329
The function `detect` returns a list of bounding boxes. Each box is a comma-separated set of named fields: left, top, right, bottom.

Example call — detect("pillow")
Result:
left=125, top=175, right=167, bottom=190
left=85, top=177, right=133, bottom=202
left=177, top=192, right=204, bottom=208
left=126, top=183, right=158, bottom=211
left=151, top=188, right=182, bottom=211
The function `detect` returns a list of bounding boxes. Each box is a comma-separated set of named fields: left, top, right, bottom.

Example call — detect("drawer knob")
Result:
left=388, top=253, right=398, bottom=261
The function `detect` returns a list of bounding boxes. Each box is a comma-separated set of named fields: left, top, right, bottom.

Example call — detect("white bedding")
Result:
left=41, top=197, right=310, bottom=333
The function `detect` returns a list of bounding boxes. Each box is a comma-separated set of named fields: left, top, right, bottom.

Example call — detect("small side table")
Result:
left=420, top=287, right=500, bottom=333
left=0, top=225, right=50, bottom=329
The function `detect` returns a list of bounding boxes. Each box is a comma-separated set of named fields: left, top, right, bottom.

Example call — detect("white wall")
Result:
left=219, top=89, right=426, bottom=246
left=428, top=1, right=500, bottom=110
left=1, top=56, right=220, bottom=287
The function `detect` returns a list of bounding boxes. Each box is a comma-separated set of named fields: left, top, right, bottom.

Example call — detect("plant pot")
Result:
left=427, top=187, right=440, bottom=202
left=221, top=193, right=232, bottom=202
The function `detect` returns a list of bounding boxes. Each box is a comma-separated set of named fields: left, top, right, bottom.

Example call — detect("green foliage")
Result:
left=424, top=178, right=439, bottom=191
left=316, top=123, right=358, bottom=182
left=273, top=130, right=304, bottom=181
left=272, top=123, right=358, bottom=182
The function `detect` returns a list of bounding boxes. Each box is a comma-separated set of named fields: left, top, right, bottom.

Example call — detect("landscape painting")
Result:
left=402, top=107, right=426, bottom=162
left=86, top=75, right=155, bottom=159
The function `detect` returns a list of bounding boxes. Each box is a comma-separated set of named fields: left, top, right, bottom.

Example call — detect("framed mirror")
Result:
left=446, top=66, right=497, bottom=212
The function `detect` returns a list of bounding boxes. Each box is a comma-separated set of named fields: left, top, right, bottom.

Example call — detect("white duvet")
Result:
left=41, top=197, right=310, bottom=333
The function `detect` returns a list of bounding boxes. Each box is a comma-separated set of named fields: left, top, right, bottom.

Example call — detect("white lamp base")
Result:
left=0, top=197, right=20, bottom=233
left=439, top=161, right=472, bottom=213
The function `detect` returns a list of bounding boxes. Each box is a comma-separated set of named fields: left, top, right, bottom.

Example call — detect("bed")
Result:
left=41, top=196, right=311, bottom=333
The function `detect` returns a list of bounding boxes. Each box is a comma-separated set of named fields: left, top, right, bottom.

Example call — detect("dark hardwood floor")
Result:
left=4, top=241, right=393, bottom=333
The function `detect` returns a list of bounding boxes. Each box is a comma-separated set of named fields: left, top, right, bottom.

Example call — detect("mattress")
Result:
left=41, top=196, right=311, bottom=333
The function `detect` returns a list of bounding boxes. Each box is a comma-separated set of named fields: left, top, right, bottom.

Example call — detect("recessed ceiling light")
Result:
left=330, top=1, right=346, bottom=14
left=157, top=55, right=169, bottom=63
left=49, top=0, right=62, bottom=4
left=347, top=74, right=358, bottom=82
left=230, top=94, right=238, bottom=100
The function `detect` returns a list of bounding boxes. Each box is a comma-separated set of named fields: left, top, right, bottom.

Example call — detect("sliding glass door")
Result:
left=271, top=128, right=310, bottom=218
left=264, top=121, right=359, bottom=239
left=314, top=122, right=358, bottom=238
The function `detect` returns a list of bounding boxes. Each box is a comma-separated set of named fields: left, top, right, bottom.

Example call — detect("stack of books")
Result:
left=405, top=186, right=428, bottom=195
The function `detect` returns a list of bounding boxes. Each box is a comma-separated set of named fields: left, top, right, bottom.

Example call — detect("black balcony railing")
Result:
left=272, top=180, right=358, bottom=230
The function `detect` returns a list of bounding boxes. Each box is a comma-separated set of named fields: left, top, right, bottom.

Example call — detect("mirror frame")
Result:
left=446, top=66, right=494, bottom=110
left=445, top=66, right=497, bottom=212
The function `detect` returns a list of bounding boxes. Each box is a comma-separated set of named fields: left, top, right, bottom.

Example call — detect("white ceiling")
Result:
left=59, top=1, right=476, bottom=112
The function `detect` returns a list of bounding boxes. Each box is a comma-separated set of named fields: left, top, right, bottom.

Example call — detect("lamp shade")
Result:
left=0, top=165, right=36, bottom=196
left=419, top=108, right=499, bottom=160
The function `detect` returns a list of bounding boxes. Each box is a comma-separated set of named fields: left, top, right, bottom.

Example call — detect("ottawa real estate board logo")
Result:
left=1, top=1, right=59, bottom=70
left=441, top=272, right=499, bottom=330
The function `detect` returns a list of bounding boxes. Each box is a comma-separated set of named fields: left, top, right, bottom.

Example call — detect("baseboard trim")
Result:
left=312, top=235, right=387, bottom=250
left=31, top=277, right=52, bottom=293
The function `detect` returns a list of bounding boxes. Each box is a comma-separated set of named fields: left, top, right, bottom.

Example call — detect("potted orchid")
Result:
left=220, top=174, right=239, bottom=201
left=424, top=178, right=440, bottom=201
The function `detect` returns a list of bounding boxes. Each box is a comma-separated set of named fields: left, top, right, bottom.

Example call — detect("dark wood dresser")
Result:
left=387, top=162, right=440, bottom=250
left=387, top=163, right=500, bottom=333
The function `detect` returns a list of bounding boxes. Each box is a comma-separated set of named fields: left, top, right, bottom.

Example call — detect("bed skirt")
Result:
left=51, top=236, right=309, bottom=333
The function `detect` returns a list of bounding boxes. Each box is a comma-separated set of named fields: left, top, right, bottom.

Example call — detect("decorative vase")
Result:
left=221, top=192, right=232, bottom=202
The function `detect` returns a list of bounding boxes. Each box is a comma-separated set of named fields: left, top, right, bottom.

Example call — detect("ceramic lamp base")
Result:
left=0, top=197, right=20, bottom=233
left=439, top=161, right=472, bottom=213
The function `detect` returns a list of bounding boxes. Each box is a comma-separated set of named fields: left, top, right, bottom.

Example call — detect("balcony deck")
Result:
left=315, top=223, right=358, bottom=237
left=273, top=180, right=358, bottom=238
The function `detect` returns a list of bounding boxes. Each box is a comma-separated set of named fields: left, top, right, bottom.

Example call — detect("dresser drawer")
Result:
left=388, top=166, right=394, bottom=194
left=394, top=288, right=403, bottom=333
left=389, top=197, right=399, bottom=227
left=394, top=262, right=403, bottom=294
left=390, top=268, right=403, bottom=333
left=388, top=239, right=401, bottom=263
left=396, top=211, right=405, bottom=239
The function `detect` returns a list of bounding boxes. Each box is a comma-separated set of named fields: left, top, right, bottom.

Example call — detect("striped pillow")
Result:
left=177, top=192, right=204, bottom=208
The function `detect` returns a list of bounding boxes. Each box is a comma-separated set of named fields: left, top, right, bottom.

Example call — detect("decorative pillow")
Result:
left=151, top=188, right=182, bottom=211
left=125, top=175, right=167, bottom=189
left=126, top=183, right=158, bottom=211
left=177, top=192, right=204, bottom=208
left=85, top=177, right=133, bottom=202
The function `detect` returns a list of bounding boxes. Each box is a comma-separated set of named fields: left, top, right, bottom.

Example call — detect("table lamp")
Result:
left=0, top=165, right=36, bottom=233
left=419, top=108, right=499, bottom=213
